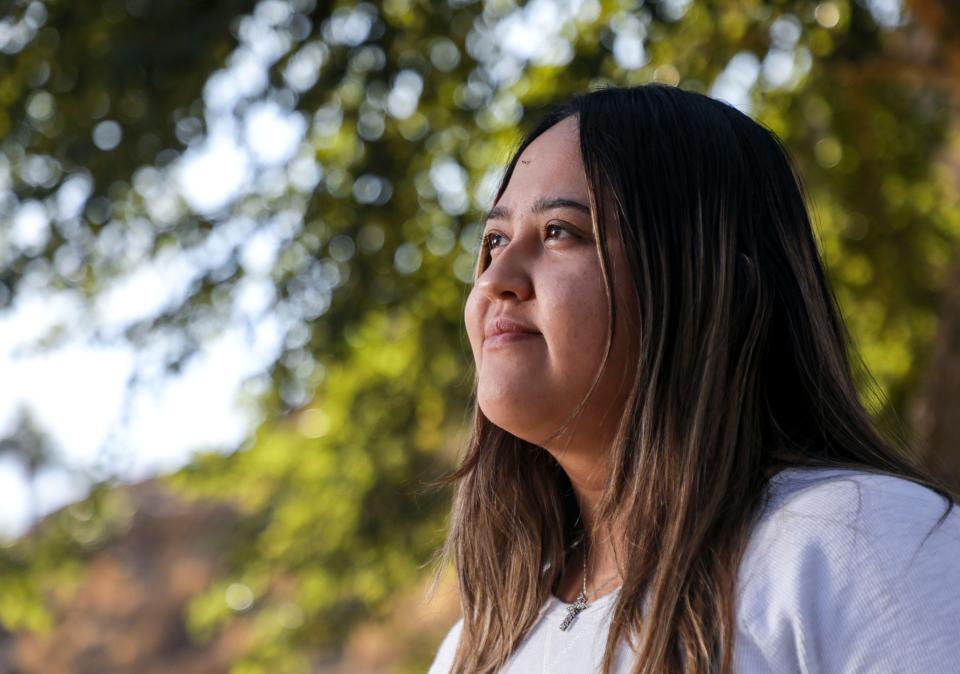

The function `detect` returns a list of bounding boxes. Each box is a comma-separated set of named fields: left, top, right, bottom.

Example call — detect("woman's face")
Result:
left=464, top=115, right=638, bottom=456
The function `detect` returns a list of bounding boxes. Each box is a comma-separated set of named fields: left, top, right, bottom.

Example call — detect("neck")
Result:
left=549, top=469, right=627, bottom=602
left=540, top=423, right=628, bottom=601
left=569, top=451, right=627, bottom=550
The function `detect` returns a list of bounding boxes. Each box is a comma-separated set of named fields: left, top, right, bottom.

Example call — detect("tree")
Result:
left=1, top=0, right=958, bottom=671
left=0, top=405, right=56, bottom=526
left=901, top=0, right=960, bottom=491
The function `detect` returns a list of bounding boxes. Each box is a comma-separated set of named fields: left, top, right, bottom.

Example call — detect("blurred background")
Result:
left=0, top=0, right=959, bottom=671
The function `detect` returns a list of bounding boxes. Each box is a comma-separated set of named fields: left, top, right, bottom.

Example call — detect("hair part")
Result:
left=424, top=83, right=959, bottom=674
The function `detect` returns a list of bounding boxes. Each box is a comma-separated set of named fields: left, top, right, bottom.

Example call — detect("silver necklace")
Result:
left=558, top=540, right=621, bottom=631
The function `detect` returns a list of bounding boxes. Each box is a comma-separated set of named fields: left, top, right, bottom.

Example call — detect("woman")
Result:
left=425, top=84, right=960, bottom=673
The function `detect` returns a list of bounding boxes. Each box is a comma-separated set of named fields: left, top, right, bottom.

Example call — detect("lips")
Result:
left=484, top=331, right=541, bottom=348
left=485, top=316, right=540, bottom=339
left=483, top=316, right=541, bottom=348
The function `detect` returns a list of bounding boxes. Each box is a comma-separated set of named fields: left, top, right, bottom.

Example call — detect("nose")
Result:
left=475, top=246, right=534, bottom=302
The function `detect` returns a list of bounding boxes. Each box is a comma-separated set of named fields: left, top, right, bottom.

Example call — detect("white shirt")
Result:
left=427, top=466, right=960, bottom=673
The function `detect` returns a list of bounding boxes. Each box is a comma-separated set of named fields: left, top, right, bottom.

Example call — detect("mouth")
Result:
left=483, top=331, right=542, bottom=348
left=484, top=313, right=540, bottom=344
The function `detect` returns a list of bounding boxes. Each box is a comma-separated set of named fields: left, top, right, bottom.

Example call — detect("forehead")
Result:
left=499, top=116, right=587, bottom=202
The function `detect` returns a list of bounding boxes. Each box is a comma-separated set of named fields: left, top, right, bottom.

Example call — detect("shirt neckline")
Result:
left=767, top=464, right=867, bottom=485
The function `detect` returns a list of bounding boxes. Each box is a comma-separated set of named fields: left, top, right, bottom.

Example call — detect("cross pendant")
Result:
left=559, top=591, right=588, bottom=631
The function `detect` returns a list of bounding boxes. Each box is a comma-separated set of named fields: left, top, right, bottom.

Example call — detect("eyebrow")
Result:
left=483, top=196, right=591, bottom=225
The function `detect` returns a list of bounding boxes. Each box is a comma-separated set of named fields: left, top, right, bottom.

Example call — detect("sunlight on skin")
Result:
left=464, top=116, right=640, bottom=600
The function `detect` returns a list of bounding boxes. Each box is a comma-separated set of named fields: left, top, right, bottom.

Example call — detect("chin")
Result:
left=478, top=401, right=549, bottom=445
left=478, top=406, right=521, bottom=437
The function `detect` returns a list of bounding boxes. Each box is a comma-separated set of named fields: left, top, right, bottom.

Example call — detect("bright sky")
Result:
left=0, top=268, right=287, bottom=537
left=0, top=0, right=882, bottom=539
left=0, top=1, right=307, bottom=538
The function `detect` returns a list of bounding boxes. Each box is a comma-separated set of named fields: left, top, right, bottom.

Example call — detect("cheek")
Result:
left=517, top=272, right=611, bottom=427
left=463, top=289, right=486, bottom=356
left=543, top=275, right=608, bottom=360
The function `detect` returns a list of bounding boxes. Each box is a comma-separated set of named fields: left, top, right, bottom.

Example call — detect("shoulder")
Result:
left=427, top=617, right=464, bottom=674
left=739, top=466, right=960, bottom=594
left=735, top=467, right=960, bottom=672
left=744, top=467, right=959, bottom=569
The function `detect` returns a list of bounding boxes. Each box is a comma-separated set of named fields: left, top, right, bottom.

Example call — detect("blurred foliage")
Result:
left=0, top=479, right=131, bottom=633
left=1, top=0, right=959, bottom=671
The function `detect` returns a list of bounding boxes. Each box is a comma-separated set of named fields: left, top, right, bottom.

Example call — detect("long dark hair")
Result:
left=427, top=83, right=958, bottom=673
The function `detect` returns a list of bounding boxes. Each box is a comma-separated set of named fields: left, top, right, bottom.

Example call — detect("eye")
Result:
left=543, top=222, right=574, bottom=241
left=480, top=222, right=575, bottom=253
left=480, top=230, right=505, bottom=251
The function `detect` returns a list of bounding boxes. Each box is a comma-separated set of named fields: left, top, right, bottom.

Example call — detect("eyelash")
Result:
left=480, top=222, right=573, bottom=252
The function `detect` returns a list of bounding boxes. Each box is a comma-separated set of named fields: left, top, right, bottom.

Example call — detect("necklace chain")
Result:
left=558, top=536, right=621, bottom=632
left=580, top=548, right=621, bottom=599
